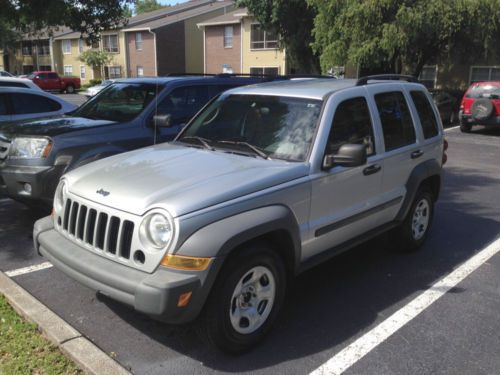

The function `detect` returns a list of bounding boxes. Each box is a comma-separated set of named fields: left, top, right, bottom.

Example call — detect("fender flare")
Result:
left=395, top=159, right=442, bottom=221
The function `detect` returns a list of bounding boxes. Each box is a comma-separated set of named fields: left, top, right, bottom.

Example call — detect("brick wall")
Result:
left=205, top=24, right=241, bottom=74
left=155, top=22, right=186, bottom=75
left=127, top=31, right=156, bottom=77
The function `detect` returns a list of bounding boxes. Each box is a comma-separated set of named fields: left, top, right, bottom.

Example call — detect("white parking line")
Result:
left=310, top=236, right=500, bottom=375
left=5, top=262, right=53, bottom=277
left=444, top=125, right=459, bottom=132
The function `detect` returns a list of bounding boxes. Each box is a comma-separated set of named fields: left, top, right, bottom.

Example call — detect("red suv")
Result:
left=459, top=81, right=500, bottom=132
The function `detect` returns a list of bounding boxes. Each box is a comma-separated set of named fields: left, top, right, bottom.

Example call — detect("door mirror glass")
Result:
left=323, top=144, right=367, bottom=169
left=153, top=114, right=172, bottom=128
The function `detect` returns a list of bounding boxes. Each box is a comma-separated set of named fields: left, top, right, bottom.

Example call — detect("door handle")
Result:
left=363, top=164, right=381, bottom=176
left=411, top=150, right=424, bottom=159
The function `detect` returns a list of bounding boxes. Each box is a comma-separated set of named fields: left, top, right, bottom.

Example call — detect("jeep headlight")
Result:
left=9, top=137, right=52, bottom=159
left=139, top=211, right=174, bottom=250
left=54, top=180, right=66, bottom=213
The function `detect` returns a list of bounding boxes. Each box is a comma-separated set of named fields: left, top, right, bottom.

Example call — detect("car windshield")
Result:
left=466, top=84, right=500, bottom=99
left=178, top=94, right=323, bottom=161
left=73, top=83, right=161, bottom=122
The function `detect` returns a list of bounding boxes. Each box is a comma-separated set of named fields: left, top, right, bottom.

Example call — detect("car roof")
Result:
left=112, top=75, right=281, bottom=85
left=470, top=81, right=500, bottom=87
left=0, top=77, right=35, bottom=83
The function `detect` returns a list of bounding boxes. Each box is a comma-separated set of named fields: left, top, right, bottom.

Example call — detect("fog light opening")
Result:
left=133, top=250, right=146, bottom=265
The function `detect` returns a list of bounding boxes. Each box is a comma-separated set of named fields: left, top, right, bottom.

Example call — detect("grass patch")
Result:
left=0, top=294, right=82, bottom=374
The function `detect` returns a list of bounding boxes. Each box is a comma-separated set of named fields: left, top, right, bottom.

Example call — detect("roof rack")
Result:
left=164, top=73, right=216, bottom=77
left=164, top=73, right=336, bottom=80
left=355, top=74, right=418, bottom=86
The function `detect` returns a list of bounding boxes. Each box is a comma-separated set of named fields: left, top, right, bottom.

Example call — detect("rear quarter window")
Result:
left=11, top=93, right=62, bottom=114
left=0, top=81, right=29, bottom=88
left=410, top=91, right=439, bottom=139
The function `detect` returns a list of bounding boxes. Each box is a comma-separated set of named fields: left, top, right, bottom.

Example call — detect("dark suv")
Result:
left=0, top=75, right=280, bottom=207
left=459, top=81, right=500, bottom=132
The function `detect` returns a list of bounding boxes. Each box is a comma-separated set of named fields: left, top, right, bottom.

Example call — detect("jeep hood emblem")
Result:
left=96, top=188, right=110, bottom=197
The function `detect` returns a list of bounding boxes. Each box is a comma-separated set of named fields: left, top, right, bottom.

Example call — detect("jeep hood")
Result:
left=65, top=143, right=309, bottom=217
left=0, top=116, right=116, bottom=138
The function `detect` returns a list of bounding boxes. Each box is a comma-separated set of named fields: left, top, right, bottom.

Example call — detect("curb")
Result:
left=0, top=271, right=131, bottom=375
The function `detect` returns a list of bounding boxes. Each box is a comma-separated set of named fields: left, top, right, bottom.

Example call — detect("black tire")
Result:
left=471, top=98, right=494, bottom=121
left=460, top=122, right=472, bottom=133
left=65, top=85, right=75, bottom=94
left=198, top=243, right=286, bottom=354
left=396, top=188, right=434, bottom=252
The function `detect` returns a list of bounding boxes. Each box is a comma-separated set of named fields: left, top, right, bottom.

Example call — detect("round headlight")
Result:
left=54, top=181, right=66, bottom=213
left=139, top=212, right=174, bottom=250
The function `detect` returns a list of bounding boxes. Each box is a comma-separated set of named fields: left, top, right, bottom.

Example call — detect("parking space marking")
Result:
left=5, top=262, right=53, bottom=277
left=444, top=125, right=459, bottom=132
left=310, top=236, right=500, bottom=375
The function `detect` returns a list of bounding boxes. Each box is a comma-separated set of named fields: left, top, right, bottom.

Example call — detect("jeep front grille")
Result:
left=61, top=198, right=134, bottom=260
left=0, top=138, right=10, bottom=160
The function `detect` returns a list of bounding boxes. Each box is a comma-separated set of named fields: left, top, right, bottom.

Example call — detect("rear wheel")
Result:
left=65, top=85, right=75, bottom=94
left=198, top=244, right=286, bottom=354
left=460, top=122, right=472, bottom=133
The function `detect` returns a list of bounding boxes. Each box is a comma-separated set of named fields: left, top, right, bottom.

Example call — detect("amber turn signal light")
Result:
left=161, top=254, right=212, bottom=271
left=177, top=291, right=193, bottom=307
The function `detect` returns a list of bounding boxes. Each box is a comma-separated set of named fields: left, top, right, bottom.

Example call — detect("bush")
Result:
left=89, top=79, right=102, bottom=86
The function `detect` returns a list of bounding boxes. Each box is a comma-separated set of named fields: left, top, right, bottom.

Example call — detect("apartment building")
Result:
left=198, top=8, right=287, bottom=75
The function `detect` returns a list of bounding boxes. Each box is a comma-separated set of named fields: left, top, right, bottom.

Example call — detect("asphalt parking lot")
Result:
left=56, top=93, right=88, bottom=107
left=1, top=126, right=499, bottom=374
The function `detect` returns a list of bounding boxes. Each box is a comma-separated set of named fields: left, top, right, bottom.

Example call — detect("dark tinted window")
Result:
left=48, top=73, right=58, bottom=79
left=465, top=84, right=500, bottom=99
left=0, top=95, right=8, bottom=115
left=375, top=92, right=416, bottom=151
left=411, top=91, right=439, bottom=139
left=157, top=86, right=210, bottom=123
left=0, top=81, right=29, bottom=88
left=38, top=73, right=48, bottom=80
left=11, top=93, right=61, bottom=114
left=327, top=97, right=375, bottom=156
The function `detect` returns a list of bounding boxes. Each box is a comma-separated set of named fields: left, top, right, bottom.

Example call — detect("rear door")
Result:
left=0, top=94, right=11, bottom=123
left=47, top=73, right=61, bottom=90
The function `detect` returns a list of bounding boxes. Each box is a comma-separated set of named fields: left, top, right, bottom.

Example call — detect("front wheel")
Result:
left=460, top=122, right=472, bottom=133
left=396, top=189, right=434, bottom=252
left=198, top=245, right=286, bottom=354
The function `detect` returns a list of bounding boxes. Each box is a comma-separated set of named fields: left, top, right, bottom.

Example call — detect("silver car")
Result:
left=35, top=75, right=445, bottom=353
left=83, top=80, right=115, bottom=97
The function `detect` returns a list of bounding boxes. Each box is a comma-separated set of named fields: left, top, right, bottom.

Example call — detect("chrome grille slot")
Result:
left=0, top=139, right=10, bottom=160
left=57, top=197, right=141, bottom=266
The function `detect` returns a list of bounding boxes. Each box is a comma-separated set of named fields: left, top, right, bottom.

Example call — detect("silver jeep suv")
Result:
left=34, top=75, right=446, bottom=353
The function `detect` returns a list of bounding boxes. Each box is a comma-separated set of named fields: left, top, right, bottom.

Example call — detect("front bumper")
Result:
left=0, top=163, right=66, bottom=204
left=459, top=111, right=500, bottom=126
left=34, top=216, right=216, bottom=324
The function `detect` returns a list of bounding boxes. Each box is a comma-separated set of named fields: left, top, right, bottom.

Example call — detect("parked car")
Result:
left=83, top=80, right=115, bottom=97
left=0, top=70, right=14, bottom=77
left=0, top=75, right=284, bottom=207
left=0, top=77, right=42, bottom=90
left=28, top=71, right=81, bottom=93
left=459, top=81, right=500, bottom=133
left=0, top=87, right=77, bottom=124
left=34, top=75, right=446, bottom=353
left=431, top=90, right=459, bottom=125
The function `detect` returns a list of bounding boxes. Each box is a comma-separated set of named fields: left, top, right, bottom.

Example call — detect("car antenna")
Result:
left=154, top=82, right=159, bottom=144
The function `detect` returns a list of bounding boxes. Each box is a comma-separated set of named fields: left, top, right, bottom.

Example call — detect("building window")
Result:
left=64, top=65, right=73, bottom=76
left=249, top=67, right=279, bottom=76
left=137, top=66, right=144, bottom=77
left=62, top=40, right=72, bottom=54
left=106, top=66, right=121, bottom=79
left=80, top=66, right=86, bottom=80
left=38, top=41, right=50, bottom=56
left=91, top=40, right=100, bottom=49
left=224, top=26, right=233, bottom=48
left=470, top=66, right=500, bottom=83
left=39, top=65, right=51, bottom=71
left=250, top=24, right=278, bottom=49
left=418, top=65, right=437, bottom=89
left=22, top=42, right=33, bottom=56
left=22, top=65, right=34, bottom=75
left=135, top=33, right=143, bottom=50
left=78, top=39, right=84, bottom=53
left=103, top=35, right=119, bottom=53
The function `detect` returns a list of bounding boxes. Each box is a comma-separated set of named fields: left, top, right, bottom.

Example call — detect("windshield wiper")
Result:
left=217, top=140, right=270, bottom=159
left=179, top=136, right=214, bottom=150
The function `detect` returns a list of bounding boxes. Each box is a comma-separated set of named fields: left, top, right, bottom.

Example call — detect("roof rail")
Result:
left=355, top=74, right=418, bottom=86
left=164, top=73, right=216, bottom=77
left=163, top=73, right=336, bottom=80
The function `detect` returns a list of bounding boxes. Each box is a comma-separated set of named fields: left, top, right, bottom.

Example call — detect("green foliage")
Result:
left=0, top=0, right=133, bottom=46
left=0, top=295, right=82, bottom=374
left=89, top=79, right=103, bottom=86
left=79, top=50, right=112, bottom=70
left=134, top=0, right=166, bottom=15
left=237, top=0, right=321, bottom=74
left=309, top=0, right=500, bottom=76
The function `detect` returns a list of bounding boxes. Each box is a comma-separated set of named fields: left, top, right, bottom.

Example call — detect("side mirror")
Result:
left=323, top=144, right=367, bottom=169
left=153, top=114, right=172, bottom=128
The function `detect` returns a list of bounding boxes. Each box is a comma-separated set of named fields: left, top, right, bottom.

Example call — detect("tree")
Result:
left=0, top=0, right=133, bottom=46
left=309, top=0, right=500, bottom=76
left=134, top=0, right=166, bottom=15
left=237, top=0, right=320, bottom=74
left=78, top=50, right=112, bottom=77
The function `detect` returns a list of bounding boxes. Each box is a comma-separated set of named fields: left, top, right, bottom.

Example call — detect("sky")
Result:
left=159, top=0, right=190, bottom=5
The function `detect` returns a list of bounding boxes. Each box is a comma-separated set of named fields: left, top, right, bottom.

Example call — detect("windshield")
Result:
left=466, top=84, right=500, bottom=99
left=178, top=94, right=323, bottom=161
left=73, top=83, right=161, bottom=122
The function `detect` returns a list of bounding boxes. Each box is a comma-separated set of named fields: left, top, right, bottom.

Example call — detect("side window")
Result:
left=0, top=82, right=28, bottom=88
left=48, top=73, right=58, bottom=79
left=326, top=97, right=375, bottom=156
left=38, top=73, right=47, bottom=80
left=11, top=94, right=62, bottom=114
left=0, top=95, right=8, bottom=115
left=375, top=91, right=416, bottom=151
left=410, top=91, right=439, bottom=139
left=157, top=86, right=210, bottom=122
